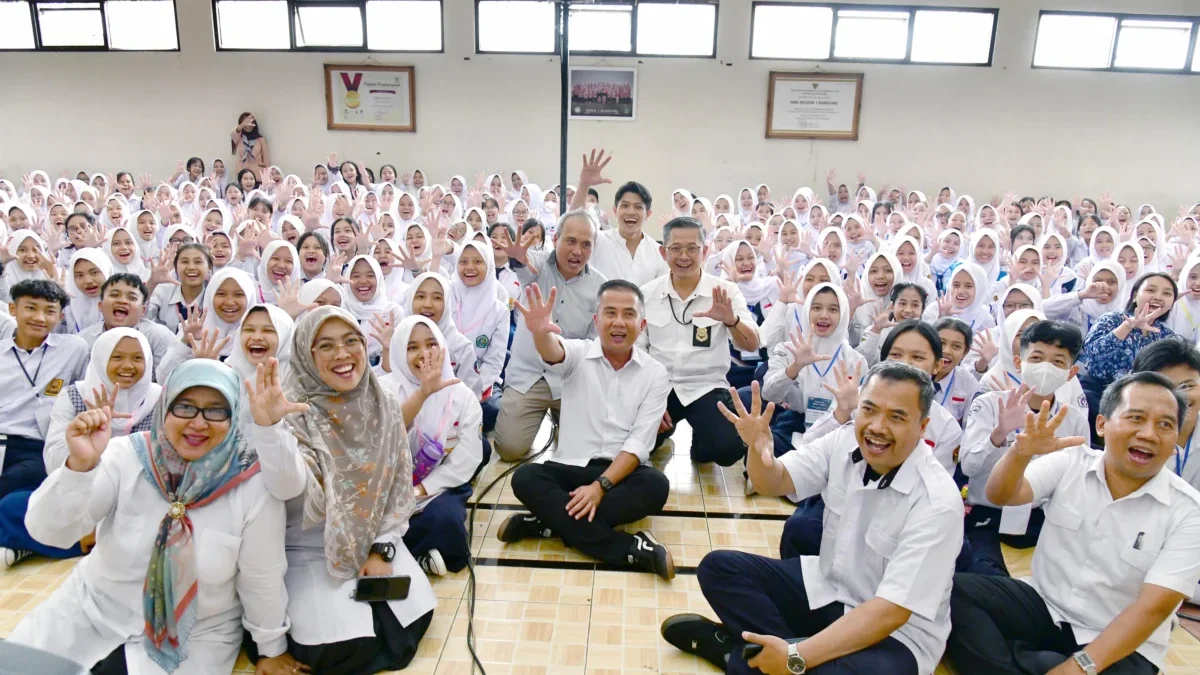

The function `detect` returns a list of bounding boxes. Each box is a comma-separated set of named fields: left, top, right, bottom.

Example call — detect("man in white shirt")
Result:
left=960, top=320, right=1088, bottom=577
left=498, top=280, right=675, bottom=579
left=947, top=372, right=1200, bottom=675
left=640, top=217, right=760, bottom=466
left=569, top=149, right=668, bottom=287
left=663, top=363, right=963, bottom=675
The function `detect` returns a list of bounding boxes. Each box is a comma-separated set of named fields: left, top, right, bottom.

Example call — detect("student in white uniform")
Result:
left=382, top=316, right=483, bottom=577
left=145, top=243, right=213, bottom=334
left=662, top=364, right=963, bottom=675
left=449, top=242, right=509, bottom=401
left=248, top=307, right=435, bottom=673
left=960, top=320, right=1089, bottom=577
left=947, top=372, right=1200, bottom=675
left=157, top=267, right=256, bottom=381
left=77, top=273, right=177, bottom=372
left=932, top=318, right=982, bottom=423
left=499, top=281, right=675, bottom=578
left=572, top=159, right=669, bottom=288
left=8, top=359, right=294, bottom=674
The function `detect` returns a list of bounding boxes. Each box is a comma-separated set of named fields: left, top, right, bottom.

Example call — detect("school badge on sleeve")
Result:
left=43, top=378, right=64, bottom=397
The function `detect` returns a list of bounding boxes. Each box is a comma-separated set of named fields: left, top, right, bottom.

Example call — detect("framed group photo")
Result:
left=569, top=67, right=637, bottom=121
left=324, top=64, right=416, bottom=132
left=766, top=71, right=864, bottom=140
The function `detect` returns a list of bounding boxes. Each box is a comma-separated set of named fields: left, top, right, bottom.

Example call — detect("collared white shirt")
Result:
left=547, top=337, right=670, bottom=466
left=0, top=333, right=89, bottom=439
left=933, top=365, right=980, bottom=422
left=805, top=401, right=962, bottom=477
left=146, top=283, right=204, bottom=334
left=780, top=424, right=964, bottom=675
left=639, top=273, right=758, bottom=406
left=590, top=228, right=668, bottom=288
left=1022, top=447, right=1200, bottom=670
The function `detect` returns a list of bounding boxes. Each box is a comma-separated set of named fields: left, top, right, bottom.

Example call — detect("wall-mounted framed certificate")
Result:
left=324, top=64, right=416, bottom=132
left=765, top=71, right=864, bottom=140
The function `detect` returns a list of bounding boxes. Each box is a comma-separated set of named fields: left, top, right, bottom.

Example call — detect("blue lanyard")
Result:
left=11, top=344, right=48, bottom=389
left=1006, top=371, right=1021, bottom=386
left=939, top=370, right=956, bottom=406
left=1177, top=436, right=1193, bottom=477
left=812, top=345, right=842, bottom=378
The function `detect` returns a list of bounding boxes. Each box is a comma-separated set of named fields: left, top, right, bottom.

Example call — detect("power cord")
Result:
left=462, top=416, right=558, bottom=675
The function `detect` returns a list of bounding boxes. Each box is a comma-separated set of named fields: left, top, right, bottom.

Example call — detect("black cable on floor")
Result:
left=463, top=417, right=558, bottom=675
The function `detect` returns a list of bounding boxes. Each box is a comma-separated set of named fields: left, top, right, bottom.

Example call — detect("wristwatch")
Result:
left=369, top=542, right=396, bottom=563
left=597, top=476, right=614, bottom=492
left=786, top=643, right=806, bottom=674
left=1072, top=650, right=1097, bottom=675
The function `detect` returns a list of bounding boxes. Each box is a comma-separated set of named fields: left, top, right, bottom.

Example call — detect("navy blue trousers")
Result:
left=697, top=550, right=919, bottom=674
left=656, top=389, right=746, bottom=467
left=963, top=504, right=1045, bottom=577
left=0, top=436, right=79, bottom=558
left=403, top=484, right=472, bottom=572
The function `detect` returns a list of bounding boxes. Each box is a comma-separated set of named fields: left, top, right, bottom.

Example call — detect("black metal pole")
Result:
left=559, top=0, right=569, bottom=216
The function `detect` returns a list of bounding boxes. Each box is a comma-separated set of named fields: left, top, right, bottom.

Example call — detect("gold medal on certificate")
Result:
left=340, top=71, right=363, bottom=111
left=345, top=90, right=360, bottom=109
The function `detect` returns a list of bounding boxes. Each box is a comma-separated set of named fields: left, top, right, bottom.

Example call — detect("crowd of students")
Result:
left=0, top=144, right=1198, bottom=675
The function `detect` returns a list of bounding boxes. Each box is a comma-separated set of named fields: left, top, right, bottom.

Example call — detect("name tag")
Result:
left=806, top=397, right=832, bottom=414
left=43, top=378, right=64, bottom=397
left=692, top=324, right=712, bottom=348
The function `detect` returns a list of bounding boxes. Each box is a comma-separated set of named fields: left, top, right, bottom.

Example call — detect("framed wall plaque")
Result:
left=324, top=64, right=416, bottom=132
left=766, top=71, right=863, bottom=140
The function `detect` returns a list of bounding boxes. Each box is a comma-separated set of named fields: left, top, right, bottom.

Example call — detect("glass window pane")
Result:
left=1114, top=19, right=1192, bottom=70
left=477, top=0, right=555, bottom=53
left=1194, top=37, right=1200, bottom=71
left=910, top=10, right=994, bottom=64
left=295, top=4, right=363, bottom=47
left=636, top=2, right=715, bottom=56
left=834, top=9, right=909, bottom=60
left=751, top=5, right=832, bottom=60
left=215, top=0, right=289, bottom=49
left=568, top=3, right=630, bottom=52
left=1033, top=14, right=1117, bottom=68
left=0, top=1, right=36, bottom=48
left=366, top=0, right=441, bottom=50
left=106, top=0, right=177, bottom=50
left=36, top=1, right=103, bottom=47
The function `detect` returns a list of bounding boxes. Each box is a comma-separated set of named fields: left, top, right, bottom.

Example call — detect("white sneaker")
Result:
left=0, top=547, right=35, bottom=572
left=418, top=549, right=447, bottom=576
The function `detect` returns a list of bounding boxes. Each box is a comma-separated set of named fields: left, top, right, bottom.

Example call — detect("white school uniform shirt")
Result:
left=1022, top=446, right=1200, bottom=671
left=146, top=284, right=205, bottom=334
left=638, top=273, right=758, bottom=406
left=0, top=332, right=89, bottom=439
left=933, top=365, right=980, bottom=422
left=78, top=320, right=177, bottom=377
left=547, top=337, right=671, bottom=466
left=779, top=424, right=964, bottom=675
left=12, top=429, right=290, bottom=672
left=805, top=402, right=962, bottom=476
left=590, top=228, right=668, bottom=288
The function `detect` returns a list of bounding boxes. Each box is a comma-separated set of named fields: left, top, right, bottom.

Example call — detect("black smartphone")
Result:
left=742, top=643, right=764, bottom=660
left=353, top=575, right=411, bottom=602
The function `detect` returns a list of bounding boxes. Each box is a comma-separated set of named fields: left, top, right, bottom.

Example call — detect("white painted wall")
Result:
left=2, top=0, right=1199, bottom=228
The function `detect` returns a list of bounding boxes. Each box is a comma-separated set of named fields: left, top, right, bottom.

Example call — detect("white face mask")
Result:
left=1020, top=361, right=1070, bottom=397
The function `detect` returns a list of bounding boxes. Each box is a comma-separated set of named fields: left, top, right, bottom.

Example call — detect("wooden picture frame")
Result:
left=324, top=64, right=416, bottom=132
left=766, top=71, right=864, bottom=140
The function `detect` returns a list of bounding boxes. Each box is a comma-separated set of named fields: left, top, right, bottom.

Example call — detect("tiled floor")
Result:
left=5, top=419, right=1200, bottom=674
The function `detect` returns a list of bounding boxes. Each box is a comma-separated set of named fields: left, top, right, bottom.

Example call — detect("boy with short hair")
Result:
left=77, top=272, right=175, bottom=373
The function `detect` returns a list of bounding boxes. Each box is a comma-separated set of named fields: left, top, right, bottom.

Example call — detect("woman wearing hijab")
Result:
left=63, top=248, right=112, bottom=334
left=380, top=316, right=482, bottom=576
left=9, top=359, right=294, bottom=673
left=452, top=241, right=509, bottom=402
left=850, top=250, right=905, bottom=355
left=3, top=231, right=56, bottom=302
left=256, top=240, right=302, bottom=303
left=241, top=306, right=435, bottom=673
left=157, top=267, right=256, bottom=381
left=1080, top=271, right=1177, bottom=390
left=226, top=304, right=295, bottom=426
left=397, top=272, right=483, bottom=397
left=1045, top=260, right=1126, bottom=336
left=230, top=112, right=269, bottom=173
left=1170, top=256, right=1200, bottom=342
left=720, top=239, right=777, bottom=388
left=940, top=263, right=996, bottom=333
left=888, top=235, right=938, bottom=320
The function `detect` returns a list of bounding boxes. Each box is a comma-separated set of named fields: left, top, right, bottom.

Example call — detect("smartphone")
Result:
left=742, top=643, right=764, bottom=660
left=353, top=575, right=411, bottom=602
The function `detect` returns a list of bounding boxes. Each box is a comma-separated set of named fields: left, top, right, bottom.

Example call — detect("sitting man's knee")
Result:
left=509, top=463, right=539, bottom=499
left=696, top=549, right=742, bottom=586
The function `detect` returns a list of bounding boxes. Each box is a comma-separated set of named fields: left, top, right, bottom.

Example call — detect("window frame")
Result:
left=0, top=0, right=181, bottom=52
left=1032, top=9, right=1200, bottom=75
left=472, top=0, right=719, bottom=59
left=212, top=0, right=445, bottom=53
left=748, top=2, right=998, bottom=67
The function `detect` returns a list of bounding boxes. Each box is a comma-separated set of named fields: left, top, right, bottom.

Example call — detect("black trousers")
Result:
left=244, top=606, right=433, bottom=675
left=947, top=573, right=1157, bottom=675
left=963, top=505, right=1045, bottom=577
left=656, top=388, right=746, bottom=467
left=697, top=550, right=918, bottom=674
left=510, top=458, right=669, bottom=565
left=0, top=435, right=47, bottom=501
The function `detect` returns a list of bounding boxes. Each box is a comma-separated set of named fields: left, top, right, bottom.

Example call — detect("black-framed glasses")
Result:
left=169, top=403, right=232, bottom=422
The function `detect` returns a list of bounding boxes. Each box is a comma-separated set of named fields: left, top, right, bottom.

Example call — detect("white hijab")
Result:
left=967, top=229, right=1002, bottom=285
left=342, top=255, right=399, bottom=322
left=721, top=241, right=778, bottom=308
left=4, top=231, right=50, bottom=286
left=256, top=240, right=302, bottom=302
left=388, top=315, right=457, bottom=449
left=451, top=241, right=508, bottom=344
left=79, top=327, right=160, bottom=435
left=225, top=304, right=296, bottom=381
left=65, top=248, right=113, bottom=331
left=104, top=226, right=150, bottom=279
left=947, top=263, right=994, bottom=329
left=200, top=267, right=257, bottom=353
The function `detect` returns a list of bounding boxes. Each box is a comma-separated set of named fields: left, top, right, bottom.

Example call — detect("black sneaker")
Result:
left=627, top=531, right=675, bottom=580
left=496, top=512, right=554, bottom=543
left=660, top=613, right=734, bottom=670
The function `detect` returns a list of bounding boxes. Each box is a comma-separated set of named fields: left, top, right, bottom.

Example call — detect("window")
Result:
left=1034, top=11, right=1199, bottom=72
left=0, top=0, right=178, bottom=50
left=475, top=0, right=717, bottom=57
left=751, top=3, right=997, bottom=66
left=213, top=0, right=442, bottom=51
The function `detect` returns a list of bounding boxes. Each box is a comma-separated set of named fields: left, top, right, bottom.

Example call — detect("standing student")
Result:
left=642, top=217, right=760, bottom=466
left=947, top=372, right=1200, bottom=675
left=230, top=112, right=269, bottom=174
left=500, top=281, right=675, bottom=579
left=662, top=364, right=962, bottom=675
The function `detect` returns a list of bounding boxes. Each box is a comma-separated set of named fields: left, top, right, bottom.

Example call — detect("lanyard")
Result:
left=666, top=294, right=697, bottom=326
left=12, top=344, right=48, bottom=389
left=1006, top=371, right=1021, bottom=386
left=1177, top=436, right=1193, bottom=477
left=939, top=369, right=956, bottom=406
left=812, top=345, right=842, bottom=378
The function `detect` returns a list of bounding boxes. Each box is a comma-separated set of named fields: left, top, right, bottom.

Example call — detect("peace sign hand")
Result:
left=716, top=382, right=776, bottom=467
left=245, top=358, right=310, bottom=427
left=1013, top=400, right=1086, bottom=458
left=188, top=328, right=231, bottom=361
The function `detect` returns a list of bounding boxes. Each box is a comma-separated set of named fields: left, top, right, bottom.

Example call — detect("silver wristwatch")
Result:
left=1072, top=650, right=1097, bottom=675
left=786, top=643, right=807, bottom=674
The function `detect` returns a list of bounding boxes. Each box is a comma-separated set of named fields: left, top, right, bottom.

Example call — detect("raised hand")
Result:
left=776, top=268, right=803, bottom=306
left=417, top=344, right=461, bottom=397
left=693, top=286, right=737, bottom=326
left=369, top=310, right=397, bottom=347
left=938, top=295, right=961, bottom=318
left=1013, top=400, right=1087, bottom=457
left=66, top=407, right=128, bottom=472
left=843, top=281, right=865, bottom=315
left=188, top=327, right=231, bottom=360
left=972, top=331, right=999, bottom=367
left=822, top=360, right=864, bottom=422
left=783, top=327, right=831, bottom=369
left=578, top=148, right=613, bottom=190
left=1128, top=301, right=1165, bottom=334
left=716, top=382, right=776, bottom=467
left=514, top=284, right=561, bottom=336
left=871, top=301, right=896, bottom=332
left=245, top=359, right=310, bottom=426
left=148, top=249, right=178, bottom=288
left=304, top=193, right=325, bottom=232
left=504, top=229, right=538, bottom=269
left=825, top=168, right=836, bottom=185
left=855, top=169, right=867, bottom=186
left=276, top=277, right=318, bottom=318
left=995, top=384, right=1034, bottom=437
left=85, top=383, right=121, bottom=412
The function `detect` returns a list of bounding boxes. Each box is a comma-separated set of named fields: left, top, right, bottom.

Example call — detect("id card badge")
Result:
left=806, top=397, right=832, bottom=416
left=692, top=324, right=712, bottom=348
left=999, top=503, right=1033, bottom=535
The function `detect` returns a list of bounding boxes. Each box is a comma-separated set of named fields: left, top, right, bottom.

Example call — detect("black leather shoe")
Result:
left=660, top=613, right=733, bottom=670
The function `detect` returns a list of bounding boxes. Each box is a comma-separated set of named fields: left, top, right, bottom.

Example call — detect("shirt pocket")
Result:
left=196, top=530, right=242, bottom=585
left=645, top=302, right=671, bottom=329
left=1043, top=502, right=1083, bottom=532
left=1118, top=546, right=1155, bottom=574
left=866, top=524, right=899, bottom=559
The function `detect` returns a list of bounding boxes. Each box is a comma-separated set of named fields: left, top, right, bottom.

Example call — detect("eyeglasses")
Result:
left=1003, top=302, right=1035, bottom=314
left=313, top=335, right=366, bottom=356
left=169, top=403, right=231, bottom=422
left=666, top=245, right=702, bottom=257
